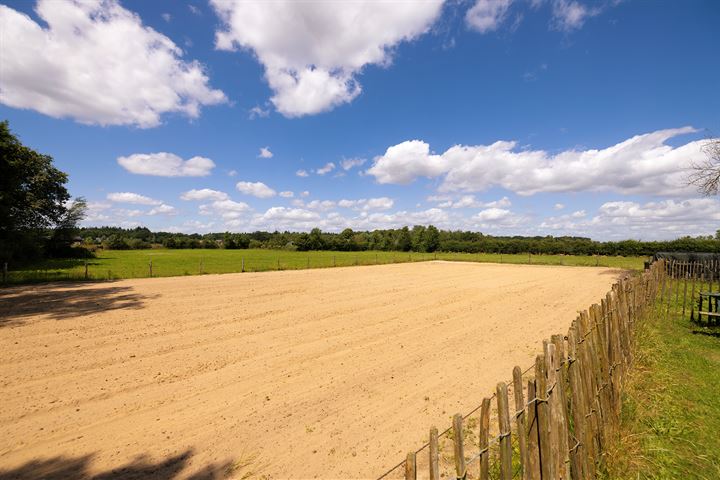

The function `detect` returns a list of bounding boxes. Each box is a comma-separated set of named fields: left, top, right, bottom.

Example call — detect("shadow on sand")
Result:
left=0, top=450, right=234, bottom=480
left=0, top=282, right=158, bottom=326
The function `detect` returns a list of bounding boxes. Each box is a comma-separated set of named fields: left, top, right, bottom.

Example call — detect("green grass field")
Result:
left=605, top=278, right=720, bottom=479
left=2, top=249, right=648, bottom=285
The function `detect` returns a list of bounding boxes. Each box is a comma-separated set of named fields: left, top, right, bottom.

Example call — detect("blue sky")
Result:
left=1, top=0, right=719, bottom=240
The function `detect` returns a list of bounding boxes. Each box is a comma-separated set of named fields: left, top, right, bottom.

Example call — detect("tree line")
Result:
left=79, top=225, right=720, bottom=257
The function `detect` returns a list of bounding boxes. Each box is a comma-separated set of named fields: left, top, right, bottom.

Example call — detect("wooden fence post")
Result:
left=307, top=257, right=310, bottom=269
left=453, top=413, right=466, bottom=480
left=512, top=367, right=528, bottom=479
left=429, top=427, right=440, bottom=480
left=333, top=255, right=336, bottom=267
left=479, top=397, right=491, bottom=480
left=2, top=262, right=7, bottom=284
left=544, top=342, right=566, bottom=478
left=525, top=380, right=541, bottom=480
left=567, top=325, right=591, bottom=480
left=241, top=258, right=245, bottom=272
left=84, top=261, right=88, bottom=280
left=405, top=452, right=416, bottom=480
left=497, top=382, right=513, bottom=480
left=149, top=260, right=152, bottom=277
left=535, top=354, right=553, bottom=480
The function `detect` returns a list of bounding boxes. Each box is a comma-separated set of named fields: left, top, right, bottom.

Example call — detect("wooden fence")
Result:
left=662, top=259, right=720, bottom=326
left=378, top=260, right=665, bottom=480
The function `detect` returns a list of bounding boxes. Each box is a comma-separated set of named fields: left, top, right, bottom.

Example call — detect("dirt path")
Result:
left=0, top=261, right=619, bottom=479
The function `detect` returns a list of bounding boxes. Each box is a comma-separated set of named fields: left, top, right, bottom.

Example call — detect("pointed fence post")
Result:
left=429, top=427, right=440, bottom=480
left=405, top=452, right=416, bottom=480
left=453, top=413, right=466, bottom=480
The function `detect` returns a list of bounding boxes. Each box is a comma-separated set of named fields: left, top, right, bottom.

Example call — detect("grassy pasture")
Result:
left=605, top=279, right=720, bottom=479
left=2, top=249, right=648, bottom=284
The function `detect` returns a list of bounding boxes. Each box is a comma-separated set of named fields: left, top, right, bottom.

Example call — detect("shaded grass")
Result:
left=3, top=249, right=647, bottom=285
left=605, top=279, right=720, bottom=479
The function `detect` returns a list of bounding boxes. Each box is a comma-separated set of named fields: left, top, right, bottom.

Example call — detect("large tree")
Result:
left=0, top=121, right=72, bottom=261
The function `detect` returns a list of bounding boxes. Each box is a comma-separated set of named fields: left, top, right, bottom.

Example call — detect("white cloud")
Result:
left=367, top=140, right=446, bottom=184
left=249, top=207, right=321, bottom=230
left=0, top=0, right=226, bottom=128
left=554, top=203, right=565, bottom=210
left=340, top=157, right=367, bottom=170
left=296, top=169, right=309, bottom=177
left=199, top=199, right=252, bottom=220
left=551, top=0, right=599, bottom=31
left=180, top=189, right=229, bottom=201
left=338, top=197, right=395, bottom=211
left=249, top=105, right=270, bottom=119
left=148, top=204, right=177, bottom=216
left=228, top=170, right=238, bottom=177
left=540, top=198, right=720, bottom=240
left=302, top=200, right=337, bottom=211
left=258, top=147, right=273, bottom=158
left=236, top=181, right=277, bottom=198
left=466, top=0, right=513, bottom=33
left=118, top=152, right=215, bottom=177
left=210, top=0, right=444, bottom=117
left=432, top=195, right=512, bottom=209
left=107, top=192, right=161, bottom=205
left=473, top=207, right=513, bottom=222
left=367, top=127, right=704, bottom=196
left=315, top=162, right=336, bottom=175
left=300, top=191, right=310, bottom=197
left=161, top=12, right=171, bottom=22
left=279, top=191, right=294, bottom=198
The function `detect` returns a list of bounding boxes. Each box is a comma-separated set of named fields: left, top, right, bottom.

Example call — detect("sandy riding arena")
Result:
left=0, top=262, right=620, bottom=479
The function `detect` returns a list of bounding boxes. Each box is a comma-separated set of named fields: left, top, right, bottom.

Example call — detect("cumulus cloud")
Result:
left=210, top=0, right=444, bottom=117
left=107, top=192, right=162, bottom=205
left=258, top=147, right=273, bottom=158
left=147, top=204, right=177, bottom=216
left=554, top=203, right=565, bottom=210
left=466, top=0, right=513, bottom=33
left=279, top=191, right=294, bottom=198
left=337, top=197, right=395, bottom=211
left=367, top=140, right=446, bottom=184
left=433, top=195, right=512, bottom=209
left=180, top=189, right=229, bottom=201
left=118, top=152, right=215, bottom=177
left=0, top=0, right=226, bottom=127
left=296, top=169, right=309, bottom=177
left=199, top=199, right=252, bottom=220
left=248, top=207, right=321, bottom=230
left=236, top=181, right=277, bottom=198
left=315, top=162, right=336, bottom=175
left=540, top=198, right=720, bottom=240
left=293, top=199, right=337, bottom=211
left=367, top=127, right=704, bottom=196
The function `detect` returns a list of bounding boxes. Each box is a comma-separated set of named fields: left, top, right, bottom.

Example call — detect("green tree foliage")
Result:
left=47, top=198, right=90, bottom=257
left=74, top=225, right=720, bottom=256
left=0, top=121, right=79, bottom=261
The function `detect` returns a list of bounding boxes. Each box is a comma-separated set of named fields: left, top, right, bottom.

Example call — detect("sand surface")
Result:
left=0, top=261, right=619, bottom=479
